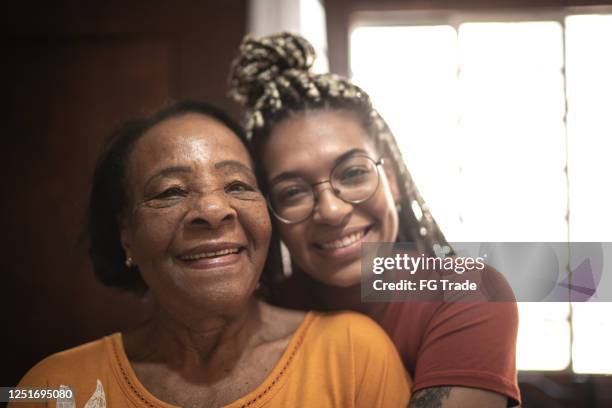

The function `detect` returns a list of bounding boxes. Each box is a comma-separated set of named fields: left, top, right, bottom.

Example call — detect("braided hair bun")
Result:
left=229, top=32, right=372, bottom=136
left=229, top=32, right=316, bottom=107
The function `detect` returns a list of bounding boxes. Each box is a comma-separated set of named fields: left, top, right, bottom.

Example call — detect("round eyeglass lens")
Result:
left=330, top=155, right=379, bottom=203
left=269, top=177, right=315, bottom=223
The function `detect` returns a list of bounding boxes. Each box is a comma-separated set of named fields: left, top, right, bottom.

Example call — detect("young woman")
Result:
left=229, top=33, right=520, bottom=407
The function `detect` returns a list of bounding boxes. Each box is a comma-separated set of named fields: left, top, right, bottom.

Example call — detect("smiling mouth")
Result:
left=314, top=226, right=372, bottom=250
left=178, top=248, right=242, bottom=261
left=176, top=246, right=248, bottom=270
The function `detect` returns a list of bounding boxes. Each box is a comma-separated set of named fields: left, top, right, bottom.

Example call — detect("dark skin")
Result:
left=119, top=113, right=305, bottom=408
left=262, top=110, right=507, bottom=408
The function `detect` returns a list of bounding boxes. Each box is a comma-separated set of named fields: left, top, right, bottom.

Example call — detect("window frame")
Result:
left=341, top=1, right=612, bottom=377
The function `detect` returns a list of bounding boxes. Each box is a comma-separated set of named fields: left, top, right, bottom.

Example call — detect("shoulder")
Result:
left=435, top=263, right=519, bottom=326
left=427, top=301, right=519, bottom=343
left=308, top=311, right=397, bottom=350
left=480, top=263, right=517, bottom=301
left=17, top=335, right=114, bottom=387
left=304, top=311, right=406, bottom=366
left=387, top=296, right=518, bottom=339
left=387, top=263, right=518, bottom=324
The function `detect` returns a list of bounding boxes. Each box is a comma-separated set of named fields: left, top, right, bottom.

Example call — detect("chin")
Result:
left=179, top=280, right=256, bottom=307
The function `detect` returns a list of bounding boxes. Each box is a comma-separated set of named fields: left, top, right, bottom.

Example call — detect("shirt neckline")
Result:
left=105, top=311, right=315, bottom=408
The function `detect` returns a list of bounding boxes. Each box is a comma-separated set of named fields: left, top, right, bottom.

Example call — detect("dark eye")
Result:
left=226, top=181, right=256, bottom=194
left=339, top=166, right=370, bottom=183
left=282, top=185, right=307, bottom=198
left=155, top=187, right=188, bottom=199
left=275, top=185, right=310, bottom=205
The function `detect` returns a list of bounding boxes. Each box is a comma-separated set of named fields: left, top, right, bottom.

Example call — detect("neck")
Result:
left=125, top=298, right=263, bottom=378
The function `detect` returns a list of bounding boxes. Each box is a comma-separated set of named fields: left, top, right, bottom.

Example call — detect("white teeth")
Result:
left=181, top=248, right=239, bottom=260
left=320, top=230, right=365, bottom=250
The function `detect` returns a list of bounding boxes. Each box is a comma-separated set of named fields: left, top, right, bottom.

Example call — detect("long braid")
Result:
left=228, top=32, right=450, bottom=261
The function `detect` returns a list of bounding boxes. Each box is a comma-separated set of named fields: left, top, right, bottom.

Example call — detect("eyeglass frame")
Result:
left=266, top=155, right=385, bottom=224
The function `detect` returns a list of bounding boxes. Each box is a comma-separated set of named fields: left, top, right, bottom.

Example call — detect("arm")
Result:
left=402, top=266, right=521, bottom=407
left=409, top=386, right=506, bottom=408
left=403, top=298, right=520, bottom=406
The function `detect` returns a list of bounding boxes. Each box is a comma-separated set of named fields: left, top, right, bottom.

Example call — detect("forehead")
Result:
left=263, top=109, right=376, bottom=177
left=129, top=113, right=251, bottom=178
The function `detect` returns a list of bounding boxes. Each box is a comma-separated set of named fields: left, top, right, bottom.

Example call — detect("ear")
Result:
left=382, top=159, right=400, bottom=204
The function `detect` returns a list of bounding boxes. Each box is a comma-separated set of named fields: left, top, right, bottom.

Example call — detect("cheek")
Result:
left=131, top=210, right=183, bottom=255
left=374, top=188, right=399, bottom=239
left=239, top=201, right=272, bottom=249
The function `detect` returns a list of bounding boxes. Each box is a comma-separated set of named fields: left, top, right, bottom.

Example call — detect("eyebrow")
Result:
left=215, top=160, right=255, bottom=176
left=334, top=148, right=369, bottom=166
left=269, top=148, right=370, bottom=185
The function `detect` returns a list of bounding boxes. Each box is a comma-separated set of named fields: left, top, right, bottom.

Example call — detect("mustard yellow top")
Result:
left=13, top=311, right=410, bottom=407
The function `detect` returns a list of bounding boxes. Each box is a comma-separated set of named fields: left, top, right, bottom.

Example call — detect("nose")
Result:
left=185, top=190, right=236, bottom=229
left=311, top=185, right=352, bottom=226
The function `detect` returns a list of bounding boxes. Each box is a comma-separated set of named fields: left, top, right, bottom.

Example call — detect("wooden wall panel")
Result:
left=1, top=1, right=247, bottom=388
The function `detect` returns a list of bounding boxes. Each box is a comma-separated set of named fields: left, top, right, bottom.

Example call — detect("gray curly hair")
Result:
left=228, top=31, right=449, bottom=258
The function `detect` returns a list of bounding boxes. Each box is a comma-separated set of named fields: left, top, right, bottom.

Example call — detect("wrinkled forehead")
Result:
left=127, top=113, right=253, bottom=183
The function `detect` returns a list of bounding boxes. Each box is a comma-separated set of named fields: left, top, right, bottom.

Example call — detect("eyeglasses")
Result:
left=268, top=155, right=383, bottom=224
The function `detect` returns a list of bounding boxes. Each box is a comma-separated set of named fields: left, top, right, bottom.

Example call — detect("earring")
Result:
left=280, top=241, right=293, bottom=278
left=125, top=256, right=134, bottom=268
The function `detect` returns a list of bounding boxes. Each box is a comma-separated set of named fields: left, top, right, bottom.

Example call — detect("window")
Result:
left=350, top=9, right=612, bottom=373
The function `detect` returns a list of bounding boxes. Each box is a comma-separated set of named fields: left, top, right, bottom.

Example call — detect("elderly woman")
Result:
left=13, top=101, right=409, bottom=408
left=228, top=33, right=520, bottom=407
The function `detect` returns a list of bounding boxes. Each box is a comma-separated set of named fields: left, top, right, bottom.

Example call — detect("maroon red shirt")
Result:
left=268, top=265, right=521, bottom=406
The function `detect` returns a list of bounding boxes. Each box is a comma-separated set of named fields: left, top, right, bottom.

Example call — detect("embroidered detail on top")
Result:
left=110, top=340, right=158, bottom=408
left=84, top=379, right=106, bottom=408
